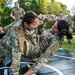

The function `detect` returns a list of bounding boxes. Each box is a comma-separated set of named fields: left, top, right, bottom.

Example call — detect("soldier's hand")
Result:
left=0, top=27, right=3, bottom=32
left=0, top=27, right=4, bottom=33
left=23, top=69, right=32, bottom=75
left=23, top=69, right=36, bottom=75
left=42, top=21, right=46, bottom=26
left=12, top=16, right=16, bottom=21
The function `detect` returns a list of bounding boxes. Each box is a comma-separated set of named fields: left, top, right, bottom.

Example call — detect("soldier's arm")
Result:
left=22, top=8, right=25, bottom=15
left=37, top=24, right=45, bottom=35
left=0, top=22, right=15, bottom=38
left=10, top=29, right=21, bottom=75
left=2, top=27, right=21, bottom=75
left=2, top=21, right=17, bottom=33
left=10, top=10, right=16, bottom=21
left=29, top=40, right=61, bottom=74
left=37, top=14, right=56, bottom=35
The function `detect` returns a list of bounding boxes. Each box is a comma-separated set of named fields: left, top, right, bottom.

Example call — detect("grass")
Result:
left=61, top=35, right=75, bottom=53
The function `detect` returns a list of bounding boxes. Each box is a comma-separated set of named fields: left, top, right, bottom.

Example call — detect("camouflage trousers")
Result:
left=67, top=26, right=73, bottom=43
left=0, top=40, right=12, bottom=64
left=0, top=41, right=5, bottom=63
left=69, top=26, right=73, bottom=34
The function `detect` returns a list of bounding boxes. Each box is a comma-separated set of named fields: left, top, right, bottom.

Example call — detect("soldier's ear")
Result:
left=24, top=22, right=30, bottom=28
left=24, top=22, right=27, bottom=26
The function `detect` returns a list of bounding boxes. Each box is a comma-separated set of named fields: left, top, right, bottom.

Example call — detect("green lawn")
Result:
left=61, top=35, right=75, bottom=53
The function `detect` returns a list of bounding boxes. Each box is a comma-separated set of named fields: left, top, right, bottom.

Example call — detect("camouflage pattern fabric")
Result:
left=0, top=40, right=5, bottom=63
left=65, top=15, right=74, bottom=34
left=37, top=14, right=55, bottom=35
left=2, top=20, right=22, bottom=34
left=0, top=21, right=61, bottom=75
left=58, top=16, right=65, bottom=20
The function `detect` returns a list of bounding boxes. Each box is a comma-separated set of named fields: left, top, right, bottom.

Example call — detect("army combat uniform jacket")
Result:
left=0, top=20, right=61, bottom=74
left=65, top=15, right=74, bottom=33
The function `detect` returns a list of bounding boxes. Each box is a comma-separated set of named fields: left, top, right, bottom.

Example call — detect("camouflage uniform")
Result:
left=58, top=16, right=65, bottom=20
left=65, top=15, right=74, bottom=43
left=0, top=20, right=22, bottom=34
left=37, top=14, right=55, bottom=35
left=66, top=15, right=74, bottom=34
left=0, top=20, right=61, bottom=75
left=0, top=40, right=6, bottom=64
left=0, top=20, right=22, bottom=39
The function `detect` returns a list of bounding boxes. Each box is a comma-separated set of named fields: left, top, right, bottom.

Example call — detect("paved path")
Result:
left=36, top=48, right=75, bottom=75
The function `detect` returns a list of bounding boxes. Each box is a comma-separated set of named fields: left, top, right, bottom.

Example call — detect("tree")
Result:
left=18, top=0, right=42, bottom=14
left=0, top=0, right=7, bottom=14
left=48, top=1, right=68, bottom=16
left=57, top=2, right=67, bottom=14
left=48, top=2, right=61, bottom=15
left=0, top=0, right=13, bottom=26
left=40, top=0, right=51, bottom=14
left=51, top=0, right=55, bottom=3
left=71, top=6, right=75, bottom=32
left=18, top=0, right=51, bottom=14
left=71, top=6, right=75, bottom=15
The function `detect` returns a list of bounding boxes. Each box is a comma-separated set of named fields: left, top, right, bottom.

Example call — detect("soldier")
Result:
left=65, top=10, right=74, bottom=44
left=10, top=2, right=25, bottom=21
left=57, top=11, right=65, bottom=20
left=0, top=11, right=72, bottom=75
left=0, top=2, right=25, bottom=36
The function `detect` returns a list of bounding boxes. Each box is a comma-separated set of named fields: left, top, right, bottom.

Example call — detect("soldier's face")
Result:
left=15, top=3, right=19, bottom=8
left=24, top=18, right=39, bottom=30
left=60, top=13, right=63, bottom=16
left=52, top=21, right=60, bottom=34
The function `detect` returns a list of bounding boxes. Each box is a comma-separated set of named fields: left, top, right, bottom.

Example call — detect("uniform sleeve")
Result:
left=22, top=8, right=25, bottom=15
left=3, top=21, right=16, bottom=33
left=37, top=25, right=45, bottom=35
left=30, top=39, right=61, bottom=74
left=2, top=28, right=21, bottom=74
left=11, top=9, right=14, bottom=16
left=10, top=38, right=21, bottom=74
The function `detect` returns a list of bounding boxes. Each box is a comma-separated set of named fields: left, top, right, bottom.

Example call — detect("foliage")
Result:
left=48, top=2, right=68, bottom=15
left=51, top=0, right=55, bottom=3
left=0, top=0, right=12, bottom=14
left=0, top=6, right=4, bottom=14
left=0, top=0, right=7, bottom=5
left=48, top=2, right=61, bottom=15
left=0, top=0, right=13, bottom=26
left=18, top=0, right=42, bottom=14
left=57, top=2, right=67, bottom=13
left=0, top=7, right=13, bottom=27
left=45, top=21, right=55, bottom=29
left=71, top=6, right=75, bottom=14
left=0, top=0, right=7, bottom=14
left=40, top=0, right=51, bottom=14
